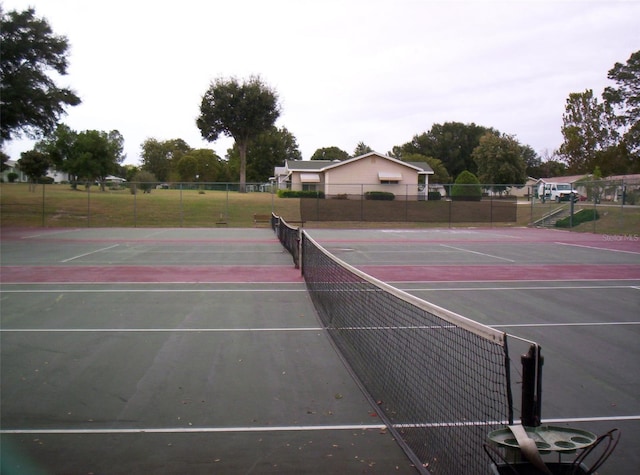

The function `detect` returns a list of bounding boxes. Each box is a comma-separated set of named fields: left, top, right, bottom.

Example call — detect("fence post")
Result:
left=133, top=185, right=137, bottom=228
left=87, top=185, right=91, bottom=227
left=42, top=183, right=46, bottom=227
left=180, top=183, right=183, bottom=227
left=521, top=344, right=543, bottom=427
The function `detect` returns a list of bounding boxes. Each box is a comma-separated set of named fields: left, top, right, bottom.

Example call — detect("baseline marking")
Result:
left=3, top=323, right=638, bottom=333
left=402, top=285, right=638, bottom=292
left=556, top=241, right=640, bottom=255
left=3, top=415, right=638, bottom=435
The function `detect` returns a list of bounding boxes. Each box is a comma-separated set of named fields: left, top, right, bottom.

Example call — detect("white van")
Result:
left=538, top=182, right=578, bottom=203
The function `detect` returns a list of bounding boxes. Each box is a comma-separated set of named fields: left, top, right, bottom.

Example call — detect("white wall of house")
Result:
left=323, top=154, right=421, bottom=196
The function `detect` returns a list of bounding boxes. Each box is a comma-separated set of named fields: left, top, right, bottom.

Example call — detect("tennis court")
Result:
left=306, top=226, right=640, bottom=474
left=0, top=228, right=416, bottom=474
left=1, top=226, right=638, bottom=474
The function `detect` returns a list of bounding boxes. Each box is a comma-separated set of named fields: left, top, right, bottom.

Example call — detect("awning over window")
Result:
left=378, top=171, right=402, bottom=181
left=300, top=173, right=321, bottom=183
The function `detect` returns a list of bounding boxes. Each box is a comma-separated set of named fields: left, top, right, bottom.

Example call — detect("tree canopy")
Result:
left=310, top=146, right=349, bottom=161
left=400, top=153, right=450, bottom=184
left=559, top=50, right=640, bottom=175
left=0, top=7, right=81, bottom=144
left=604, top=50, right=640, bottom=165
left=559, top=89, right=610, bottom=173
left=17, top=149, right=51, bottom=189
left=36, top=125, right=125, bottom=188
left=140, top=138, right=192, bottom=182
left=197, top=75, right=280, bottom=191
left=392, top=122, right=498, bottom=180
left=472, top=133, right=527, bottom=193
left=226, top=126, right=301, bottom=182
left=353, top=142, right=373, bottom=156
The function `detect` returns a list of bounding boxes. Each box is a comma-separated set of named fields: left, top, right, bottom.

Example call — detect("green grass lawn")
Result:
left=1, top=183, right=638, bottom=234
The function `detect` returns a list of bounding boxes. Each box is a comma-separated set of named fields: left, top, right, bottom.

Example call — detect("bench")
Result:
left=253, top=214, right=271, bottom=227
left=215, top=212, right=228, bottom=226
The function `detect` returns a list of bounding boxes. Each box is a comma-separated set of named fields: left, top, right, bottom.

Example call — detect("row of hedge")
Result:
left=555, top=209, right=600, bottom=228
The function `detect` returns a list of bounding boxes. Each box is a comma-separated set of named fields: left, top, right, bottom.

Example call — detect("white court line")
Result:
left=2, top=415, right=638, bottom=435
left=491, top=322, right=640, bottom=328
left=60, top=244, right=119, bottom=263
left=556, top=241, right=640, bottom=255
left=22, top=229, right=78, bottom=239
left=402, top=285, right=637, bottom=292
left=4, top=322, right=638, bottom=333
left=439, top=244, right=515, bottom=262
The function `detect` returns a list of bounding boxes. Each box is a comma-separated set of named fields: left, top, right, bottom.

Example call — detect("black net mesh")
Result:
left=301, top=232, right=513, bottom=475
left=274, top=214, right=300, bottom=268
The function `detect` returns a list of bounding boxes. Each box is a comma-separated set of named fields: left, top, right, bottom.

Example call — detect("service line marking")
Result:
left=555, top=241, right=640, bottom=255
left=439, top=244, right=515, bottom=262
left=60, top=244, right=119, bottom=263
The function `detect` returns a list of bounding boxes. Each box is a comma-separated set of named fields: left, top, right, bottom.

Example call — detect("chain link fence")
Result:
left=1, top=179, right=638, bottom=233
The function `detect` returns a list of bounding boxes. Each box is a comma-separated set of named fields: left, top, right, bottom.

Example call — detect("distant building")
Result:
left=1, top=160, right=28, bottom=182
left=273, top=152, right=434, bottom=200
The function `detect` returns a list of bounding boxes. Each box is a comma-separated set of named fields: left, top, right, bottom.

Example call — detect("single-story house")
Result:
left=274, top=152, right=434, bottom=200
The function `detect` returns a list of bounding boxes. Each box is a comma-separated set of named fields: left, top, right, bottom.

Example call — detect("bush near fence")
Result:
left=555, top=209, right=600, bottom=228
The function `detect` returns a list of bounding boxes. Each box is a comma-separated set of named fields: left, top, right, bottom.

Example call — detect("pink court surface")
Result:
left=1, top=226, right=639, bottom=474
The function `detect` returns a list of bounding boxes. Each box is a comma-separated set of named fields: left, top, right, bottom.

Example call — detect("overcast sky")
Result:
left=3, top=0, right=639, bottom=166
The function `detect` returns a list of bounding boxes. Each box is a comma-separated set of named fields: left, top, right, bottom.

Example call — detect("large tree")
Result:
left=36, top=126, right=125, bottom=188
left=176, top=149, right=226, bottom=182
left=140, top=138, right=192, bottom=182
left=226, top=126, right=301, bottom=182
left=197, top=76, right=280, bottom=192
left=472, top=133, right=527, bottom=193
left=603, top=50, right=640, bottom=165
left=392, top=122, right=497, bottom=179
left=559, top=89, right=610, bottom=173
left=0, top=7, right=81, bottom=143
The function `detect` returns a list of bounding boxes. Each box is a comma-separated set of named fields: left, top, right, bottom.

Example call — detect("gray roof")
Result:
left=285, top=153, right=434, bottom=174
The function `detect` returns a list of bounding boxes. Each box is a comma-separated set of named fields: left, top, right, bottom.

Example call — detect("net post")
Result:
left=521, top=344, right=543, bottom=427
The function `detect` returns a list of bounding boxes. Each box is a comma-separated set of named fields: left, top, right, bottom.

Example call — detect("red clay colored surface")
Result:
left=0, top=265, right=304, bottom=283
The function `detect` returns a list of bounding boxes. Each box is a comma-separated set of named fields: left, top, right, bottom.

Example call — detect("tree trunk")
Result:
left=238, top=140, right=247, bottom=193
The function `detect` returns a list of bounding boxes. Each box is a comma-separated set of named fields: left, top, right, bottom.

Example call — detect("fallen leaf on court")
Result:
left=334, top=393, right=343, bottom=399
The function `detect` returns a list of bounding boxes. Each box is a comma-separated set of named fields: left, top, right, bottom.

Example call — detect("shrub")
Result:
left=37, top=176, right=54, bottom=184
left=131, top=170, right=157, bottom=194
left=427, top=191, right=442, bottom=201
left=365, top=191, right=395, bottom=201
left=7, top=172, right=19, bottom=183
left=451, top=171, right=482, bottom=201
left=277, top=189, right=324, bottom=199
left=555, top=209, right=599, bottom=228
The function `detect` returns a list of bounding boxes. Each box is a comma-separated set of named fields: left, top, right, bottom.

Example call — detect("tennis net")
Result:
left=272, top=213, right=300, bottom=268
left=300, top=231, right=514, bottom=475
